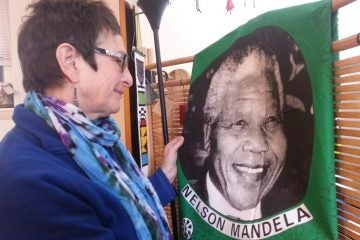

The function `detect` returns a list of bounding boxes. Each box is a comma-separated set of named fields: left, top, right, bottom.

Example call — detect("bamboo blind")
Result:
left=147, top=80, right=190, bottom=232
left=334, top=36, right=360, bottom=240
left=146, top=0, right=360, bottom=238
left=333, top=2, right=360, bottom=239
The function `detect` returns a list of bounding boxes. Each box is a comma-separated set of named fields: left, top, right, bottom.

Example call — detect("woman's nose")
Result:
left=122, top=68, right=133, bottom=87
left=242, top=128, right=269, bottom=153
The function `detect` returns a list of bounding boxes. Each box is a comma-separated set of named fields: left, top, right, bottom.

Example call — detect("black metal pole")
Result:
left=153, top=29, right=179, bottom=240
left=153, top=29, right=169, bottom=144
left=136, top=1, right=178, bottom=238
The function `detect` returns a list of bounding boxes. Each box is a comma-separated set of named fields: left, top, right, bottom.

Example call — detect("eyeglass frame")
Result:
left=94, top=47, right=128, bottom=72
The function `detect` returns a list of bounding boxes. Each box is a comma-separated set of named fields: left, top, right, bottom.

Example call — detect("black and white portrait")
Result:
left=0, top=82, right=14, bottom=108
left=179, top=26, right=313, bottom=221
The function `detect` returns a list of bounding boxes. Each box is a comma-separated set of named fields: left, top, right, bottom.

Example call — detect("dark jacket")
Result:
left=0, top=104, right=176, bottom=240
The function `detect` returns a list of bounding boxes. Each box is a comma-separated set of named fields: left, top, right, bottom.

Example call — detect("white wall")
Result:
left=139, top=0, right=359, bottom=72
left=0, top=0, right=31, bottom=140
left=337, top=0, right=360, bottom=59
left=139, top=0, right=314, bottom=73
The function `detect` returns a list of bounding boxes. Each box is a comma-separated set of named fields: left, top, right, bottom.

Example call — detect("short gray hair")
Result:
left=203, top=46, right=284, bottom=127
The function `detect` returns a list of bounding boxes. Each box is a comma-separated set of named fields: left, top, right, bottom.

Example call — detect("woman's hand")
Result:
left=161, top=136, right=184, bottom=183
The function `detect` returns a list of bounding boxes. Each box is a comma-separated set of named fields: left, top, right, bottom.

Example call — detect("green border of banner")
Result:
left=178, top=0, right=337, bottom=239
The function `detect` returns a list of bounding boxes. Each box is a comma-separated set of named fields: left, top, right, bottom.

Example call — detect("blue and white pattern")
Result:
left=25, top=91, right=172, bottom=240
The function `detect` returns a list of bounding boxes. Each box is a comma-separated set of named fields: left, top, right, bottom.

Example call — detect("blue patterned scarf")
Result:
left=24, top=91, right=172, bottom=240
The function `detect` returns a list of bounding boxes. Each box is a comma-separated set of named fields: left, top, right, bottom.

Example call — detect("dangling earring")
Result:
left=73, top=87, right=79, bottom=107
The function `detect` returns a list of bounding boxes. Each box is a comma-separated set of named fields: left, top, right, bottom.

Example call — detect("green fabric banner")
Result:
left=177, top=1, right=337, bottom=239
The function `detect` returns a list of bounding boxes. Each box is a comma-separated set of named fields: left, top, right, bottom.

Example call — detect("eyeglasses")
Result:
left=94, top=47, right=128, bottom=72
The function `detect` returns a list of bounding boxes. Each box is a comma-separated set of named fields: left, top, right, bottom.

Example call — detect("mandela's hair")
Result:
left=203, top=45, right=284, bottom=127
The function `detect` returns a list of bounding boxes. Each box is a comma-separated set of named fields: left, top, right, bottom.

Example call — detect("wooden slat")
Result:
left=338, top=218, right=360, bottom=239
left=337, top=199, right=360, bottom=216
left=338, top=223, right=360, bottom=240
left=166, top=92, right=190, bottom=97
left=336, top=168, right=360, bottom=184
left=334, top=83, right=360, bottom=93
left=336, top=176, right=360, bottom=191
left=335, top=102, right=360, bottom=110
left=332, top=0, right=357, bottom=11
left=336, top=145, right=360, bottom=157
left=335, top=93, right=360, bottom=101
left=336, top=163, right=360, bottom=177
left=334, top=55, right=360, bottom=68
left=335, top=112, right=360, bottom=119
left=334, top=74, right=360, bottom=84
left=335, top=156, right=360, bottom=170
left=335, top=120, right=360, bottom=129
left=335, top=143, right=360, bottom=157
left=152, top=78, right=190, bottom=88
left=145, top=34, right=358, bottom=71
left=337, top=185, right=360, bottom=199
left=337, top=192, right=360, bottom=209
left=339, top=232, right=353, bottom=240
left=335, top=145, right=360, bottom=156
left=336, top=129, right=360, bottom=138
left=336, top=137, right=360, bottom=147
left=332, top=33, right=360, bottom=52
left=334, top=65, right=360, bottom=76
left=338, top=208, right=360, bottom=226
left=146, top=56, right=194, bottom=70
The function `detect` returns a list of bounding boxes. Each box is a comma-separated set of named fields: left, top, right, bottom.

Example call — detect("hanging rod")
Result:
left=145, top=56, right=194, bottom=70
left=151, top=78, right=190, bottom=89
left=144, top=0, right=357, bottom=70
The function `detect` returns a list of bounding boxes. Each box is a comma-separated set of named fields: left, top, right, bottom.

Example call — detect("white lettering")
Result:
left=181, top=184, right=313, bottom=239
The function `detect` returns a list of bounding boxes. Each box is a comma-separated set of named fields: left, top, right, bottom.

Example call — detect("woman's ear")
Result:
left=55, top=43, right=79, bottom=84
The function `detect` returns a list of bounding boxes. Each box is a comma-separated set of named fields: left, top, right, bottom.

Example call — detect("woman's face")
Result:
left=209, top=52, right=287, bottom=211
left=77, top=32, right=133, bottom=119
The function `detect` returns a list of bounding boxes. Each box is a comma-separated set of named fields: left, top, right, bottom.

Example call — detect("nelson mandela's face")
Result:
left=209, top=51, right=287, bottom=211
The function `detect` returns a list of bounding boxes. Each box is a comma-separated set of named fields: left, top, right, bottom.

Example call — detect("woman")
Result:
left=0, top=0, right=183, bottom=239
